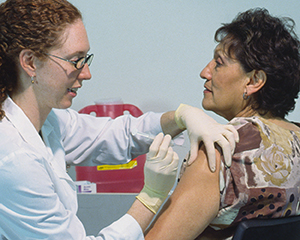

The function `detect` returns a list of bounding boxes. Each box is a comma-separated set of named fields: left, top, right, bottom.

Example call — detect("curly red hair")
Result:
left=0, top=0, right=82, bottom=119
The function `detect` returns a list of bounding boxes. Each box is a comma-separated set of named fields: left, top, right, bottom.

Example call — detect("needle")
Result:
left=132, top=128, right=155, bottom=140
left=131, top=128, right=184, bottom=146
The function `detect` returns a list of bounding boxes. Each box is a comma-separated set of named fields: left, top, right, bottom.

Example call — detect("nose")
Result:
left=78, top=63, right=92, bottom=80
left=200, top=60, right=213, bottom=80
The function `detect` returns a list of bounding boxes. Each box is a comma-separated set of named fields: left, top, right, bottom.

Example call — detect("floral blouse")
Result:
left=209, top=116, right=300, bottom=232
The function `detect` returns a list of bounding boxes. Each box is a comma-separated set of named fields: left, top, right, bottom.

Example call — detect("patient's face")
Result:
left=200, top=44, right=250, bottom=121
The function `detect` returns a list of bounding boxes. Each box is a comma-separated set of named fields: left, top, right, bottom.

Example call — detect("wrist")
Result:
left=174, top=104, right=189, bottom=130
left=136, top=186, right=168, bottom=214
left=127, top=200, right=155, bottom=232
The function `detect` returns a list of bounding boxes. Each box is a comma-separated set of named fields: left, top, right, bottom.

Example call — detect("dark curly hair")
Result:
left=215, top=8, right=300, bottom=118
left=0, top=0, right=82, bottom=120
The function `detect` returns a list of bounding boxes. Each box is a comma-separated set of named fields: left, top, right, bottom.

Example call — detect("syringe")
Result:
left=131, top=128, right=184, bottom=146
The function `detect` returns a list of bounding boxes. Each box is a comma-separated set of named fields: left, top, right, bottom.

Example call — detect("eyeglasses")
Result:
left=45, top=53, right=94, bottom=70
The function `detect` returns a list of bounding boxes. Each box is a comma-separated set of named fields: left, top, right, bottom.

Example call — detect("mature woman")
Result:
left=145, top=8, right=300, bottom=239
left=0, top=0, right=238, bottom=239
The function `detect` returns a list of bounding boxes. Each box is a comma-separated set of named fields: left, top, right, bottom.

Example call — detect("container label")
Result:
left=97, top=159, right=138, bottom=171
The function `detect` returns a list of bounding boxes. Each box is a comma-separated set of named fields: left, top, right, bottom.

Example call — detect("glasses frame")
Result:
left=45, top=52, right=94, bottom=70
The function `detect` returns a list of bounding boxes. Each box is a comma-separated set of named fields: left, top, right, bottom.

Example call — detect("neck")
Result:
left=236, top=107, right=282, bottom=121
left=11, top=91, right=51, bottom=132
left=235, top=106, right=258, bottom=119
left=221, top=105, right=258, bottom=121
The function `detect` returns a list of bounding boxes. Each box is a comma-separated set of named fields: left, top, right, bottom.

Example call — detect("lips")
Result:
left=67, top=88, right=79, bottom=94
left=204, top=85, right=212, bottom=92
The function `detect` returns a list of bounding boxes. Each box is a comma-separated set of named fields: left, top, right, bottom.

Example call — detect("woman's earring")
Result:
left=31, top=75, right=35, bottom=84
left=243, top=92, right=249, bottom=100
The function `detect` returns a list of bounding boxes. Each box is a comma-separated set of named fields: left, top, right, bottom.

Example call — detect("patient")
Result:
left=145, top=8, right=300, bottom=240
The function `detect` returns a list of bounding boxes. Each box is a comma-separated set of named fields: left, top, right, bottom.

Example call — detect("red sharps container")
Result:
left=76, top=98, right=146, bottom=193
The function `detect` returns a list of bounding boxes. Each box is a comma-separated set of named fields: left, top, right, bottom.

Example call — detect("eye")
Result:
left=69, top=53, right=86, bottom=61
left=70, top=56, right=82, bottom=62
left=214, top=59, right=222, bottom=69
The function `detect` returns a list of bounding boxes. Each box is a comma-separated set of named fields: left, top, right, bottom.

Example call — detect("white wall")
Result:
left=68, top=0, right=300, bottom=126
left=2, top=0, right=300, bottom=159
left=66, top=0, right=300, bottom=161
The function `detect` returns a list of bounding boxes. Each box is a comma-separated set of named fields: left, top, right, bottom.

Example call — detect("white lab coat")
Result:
left=0, top=97, right=162, bottom=240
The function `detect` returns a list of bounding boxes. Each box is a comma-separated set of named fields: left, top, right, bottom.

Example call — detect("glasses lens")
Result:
left=75, top=54, right=94, bottom=69
left=76, top=57, right=86, bottom=69
left=86, top=54, right=94, bottom=66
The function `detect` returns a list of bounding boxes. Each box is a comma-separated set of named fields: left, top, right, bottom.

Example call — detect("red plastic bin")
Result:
left=76, top=99, right=146, bottom=193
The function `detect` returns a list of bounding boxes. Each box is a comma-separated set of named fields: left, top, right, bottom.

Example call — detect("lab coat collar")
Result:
left=41, top=116, right=54, bottom=146
left=3, top=97, right=50, bottom=156
left=3, top=97, right=75, bottom=195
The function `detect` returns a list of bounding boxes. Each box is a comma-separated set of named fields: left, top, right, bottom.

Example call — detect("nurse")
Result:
left=0, top=0, right=238, bottom=239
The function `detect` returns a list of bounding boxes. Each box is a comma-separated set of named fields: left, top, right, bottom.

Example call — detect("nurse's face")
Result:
left=34, top=19, right=92, bottom=111
left=200, top=44, right=250, bottom=121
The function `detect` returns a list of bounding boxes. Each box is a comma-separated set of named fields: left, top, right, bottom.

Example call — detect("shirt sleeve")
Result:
left=50, top=108, right=163, bottom=166
left=96, top=214, right=144, bottom=240
left=0, top=149, right=87, bottom=239
left=0, top=149, right=144, bottom=240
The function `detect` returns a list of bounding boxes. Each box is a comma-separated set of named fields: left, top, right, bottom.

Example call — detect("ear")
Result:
left=19, top=49, right=36, bottom=77
left=245, top=70, right=266, bottom=95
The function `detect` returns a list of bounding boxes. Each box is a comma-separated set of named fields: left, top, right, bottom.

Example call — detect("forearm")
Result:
left=160, top=111, right=183, bottom=138
left=127, top=199, right=155, bottom=233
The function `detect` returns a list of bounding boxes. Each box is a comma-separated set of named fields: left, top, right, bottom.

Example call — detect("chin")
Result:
left=202, top=99, right=218, bottom=113
left=57, top=100, right=72, bottom=109
left=202, top=101, right=212, bottom=111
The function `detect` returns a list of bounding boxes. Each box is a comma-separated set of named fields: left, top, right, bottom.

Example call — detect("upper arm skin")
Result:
left=145, top=146, right=221, bottom=240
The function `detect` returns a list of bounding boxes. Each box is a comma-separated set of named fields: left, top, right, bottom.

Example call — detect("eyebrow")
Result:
left=67, top=49, right=91, bottom=58
left=214, top=49, right=225, bottom=64
left=214, top=45, right=236, bottom=65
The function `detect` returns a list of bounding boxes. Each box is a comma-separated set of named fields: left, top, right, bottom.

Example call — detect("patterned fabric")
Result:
left=210, top=116, right=300, bottom=231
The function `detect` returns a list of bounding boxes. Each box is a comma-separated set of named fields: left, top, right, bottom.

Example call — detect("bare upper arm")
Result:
left=145, top=146, right=221, bottom=240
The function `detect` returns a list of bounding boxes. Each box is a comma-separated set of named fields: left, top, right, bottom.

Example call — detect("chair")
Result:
left=232, top=215, right=300, bottom=240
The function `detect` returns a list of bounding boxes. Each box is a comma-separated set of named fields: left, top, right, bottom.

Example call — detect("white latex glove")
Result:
left=136, top=133, right=179, bottom=214
left=175, top=104, right=239, bottom=172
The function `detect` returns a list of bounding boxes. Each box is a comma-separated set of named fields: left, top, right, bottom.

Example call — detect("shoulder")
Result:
left=229, top=117, right=263, bottom=153
left=47, top=108, right=80, bottom=137
left=229, top=116, right=263, bottom=131
left=0, top=117, right=45, bottom=163
left=0, top=119, right=27, bottom=159
left=0, top=147, right=48, bottom=191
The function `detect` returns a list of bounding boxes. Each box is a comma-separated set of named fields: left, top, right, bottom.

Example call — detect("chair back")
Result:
left=232, top=215, right=300, bottom=240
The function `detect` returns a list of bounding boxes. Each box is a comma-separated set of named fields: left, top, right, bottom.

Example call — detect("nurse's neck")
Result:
left=11, top=93, right=51, bottom=133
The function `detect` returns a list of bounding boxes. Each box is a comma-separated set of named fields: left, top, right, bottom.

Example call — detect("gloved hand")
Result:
left=136, top=132, right=179, bottom=214
left=175, top=104, right=239, bottom=171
